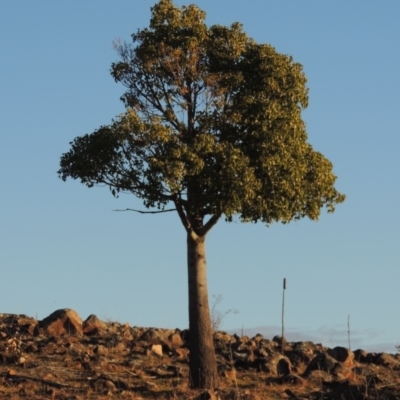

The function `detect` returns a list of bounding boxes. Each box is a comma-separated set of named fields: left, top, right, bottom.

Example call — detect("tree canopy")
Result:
left=59, top=0, right=344, bottom=229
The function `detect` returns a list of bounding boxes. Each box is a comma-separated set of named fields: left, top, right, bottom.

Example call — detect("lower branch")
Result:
left=113, top=208, right=176, bottom=214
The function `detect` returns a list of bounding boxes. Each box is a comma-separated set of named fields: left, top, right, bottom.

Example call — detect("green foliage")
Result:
left=59, top=0, right=345, bottom=230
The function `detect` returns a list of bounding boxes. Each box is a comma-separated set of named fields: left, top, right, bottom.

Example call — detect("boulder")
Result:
left=253, top=334, right=264, bottom=343
left=39, top=309, right=83, bottom=336
left=328, top=346, right=355, bottom=368
left=168, top=330, right=183, bottom=348
left=272, top=335, right=287, bottom=346
left=303, top=353, right=338, bottom=376
left=83, top=314, right=106, bottom=335
left=286, top=342, right=316, bottom=370
left=354, top=349, right=368, bottom=363
left=276, top=357, right=292, bottom=375
left=254, top=354, right=292, bottom=376
left=140, top=328, right=166, bottom=343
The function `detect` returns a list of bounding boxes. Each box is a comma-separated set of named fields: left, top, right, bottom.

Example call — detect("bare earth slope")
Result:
left=1, top=309, right=399, bottom=399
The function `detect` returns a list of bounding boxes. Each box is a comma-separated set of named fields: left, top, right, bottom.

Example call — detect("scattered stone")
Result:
left=151, top=344, right=163, bottom=356
left=7, top=369, right=18, bottom=376
left=18, top=356, right=27, bottom=365
left=1, top=310, right=400, bottom=399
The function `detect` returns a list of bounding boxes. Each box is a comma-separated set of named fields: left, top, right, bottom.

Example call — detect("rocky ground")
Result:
left=0, top=309, right=399, bottom=400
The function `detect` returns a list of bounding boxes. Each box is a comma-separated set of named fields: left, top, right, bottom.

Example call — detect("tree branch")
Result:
left=113, top=208, right=176, bottom=214
left=198, top=214, right=220, bottom=236
left=174, top=197, right=198, bottom=240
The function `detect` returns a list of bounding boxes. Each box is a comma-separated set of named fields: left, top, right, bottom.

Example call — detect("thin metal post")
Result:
left=281, top=278, right=286, bottom=355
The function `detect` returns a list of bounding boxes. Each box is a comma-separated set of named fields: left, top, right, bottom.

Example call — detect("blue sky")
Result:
left=1, top=1, right=399, bottom=353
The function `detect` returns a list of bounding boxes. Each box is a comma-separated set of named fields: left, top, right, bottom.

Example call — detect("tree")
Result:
left=58, top=0, right=345, bottom=390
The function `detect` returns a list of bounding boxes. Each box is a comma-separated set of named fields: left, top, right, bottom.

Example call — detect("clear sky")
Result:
left=1, top=1, right=399, bottom=353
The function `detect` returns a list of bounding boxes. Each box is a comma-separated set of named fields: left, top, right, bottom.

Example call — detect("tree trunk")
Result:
left=187, top=232, right=218, bottom=390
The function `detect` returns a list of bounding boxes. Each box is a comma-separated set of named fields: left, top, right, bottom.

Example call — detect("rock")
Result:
left=18, top=356, right=27, bottom=365
left=220, top=331, right=237, bottom=342
left=174, top=347, right=189, bottom=361
left=168, top=330, right=184, bottom=348
left=39, top=309, right=83, bottom=336
left=151, top=344, right=163, bottom=356
left=232, top=333, right=249, bottom=342
left=129, top=327, right=143, bottom=340
left=131, top=345, right=146, bottom=354
left=91, top=378, right=117, bottom=394
left=0, top=314, right=39, bottom=336
left=254, top=354, right=292, bottom=376
left=354, top=349, right=368, bottom=363
left=42, top=341, right=66, bottom=355
left=94, top=345, right=108, bottom=355
left=214, top=331, right=236, bottom=348
left=121, top=325, right=134, bottom=340
left=231, top=340, right=252, bottom=353
left=272, top=335, right=287, bottom=346
left=254, top=334, right=264, bottom=342
left=113, top=341, right=127, bottom=352
left=372, top=353, right=399, bottom=368
left=328, top=347, right=355, bottom=368
left=83, top=315, right=106, bottom=335
left=292, top=341, right=317, bottom=355
left=277, top=357, right=292, bottom=375
left=303, top=353, right=338, bottom=376
left=259, top=338, right=274, bottom=349
left=286, top=349, right=312, bottom=371
left=7, top=369, right=18, bottom=376
left=140, top=328, right=165, bottom=343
